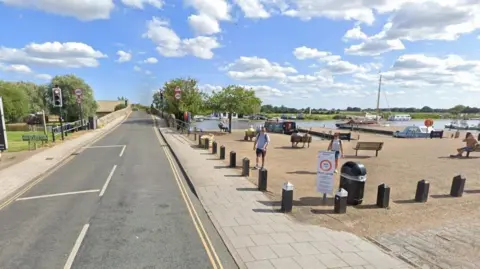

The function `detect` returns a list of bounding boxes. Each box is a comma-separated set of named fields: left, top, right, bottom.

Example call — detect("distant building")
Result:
left=96, top=100, right=124, bottom=117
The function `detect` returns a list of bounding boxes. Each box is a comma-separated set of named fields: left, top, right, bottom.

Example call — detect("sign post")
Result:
left=0, top=97, right=8, bottom=154
left=75, top=89, right=84, bottom=128
left=317, top=151, right=336, bottom=204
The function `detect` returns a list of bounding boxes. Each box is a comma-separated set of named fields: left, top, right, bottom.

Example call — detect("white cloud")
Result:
left=293, top=46, right=366, bottom=74
left=143, top=17, right=220, bottom=59
left=145, top=70, right=152, bottom=75
left=0, top=0, right=114, bottom=21
left=199, top=83, right=285, bottom=98
left=188, top=14, right=221, bottom=36
left=233, top=0, right=270, bottom=19
left=185, top=0, right=231, bottom=35
left=0, top=64, right=32, bottom=73
left=116, top=50, right=132, bottom=63
left=133, top=65, right=141, bottom=71
left=35, top=73, right=52, bottom=80
left=121, top=0, right=164, bottom=9
left=0, top=41, right=107, bottom=68
left=345, top=39, right=405, bottom=56
left=143, top=57, right=158, bottom=64
left=223, top=56, right=297, bottom=81
left=343, top=26, right=368, bottom=41
left=198, top=84, right=222, bottom=93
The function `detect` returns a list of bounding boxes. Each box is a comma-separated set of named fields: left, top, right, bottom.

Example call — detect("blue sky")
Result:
left=0, top=0, right=479, bottom=109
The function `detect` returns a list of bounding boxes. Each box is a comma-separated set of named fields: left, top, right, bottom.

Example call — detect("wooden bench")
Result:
left=466, top=144, right=480, bottom=157
left=353, top=141, right=384, bottom=157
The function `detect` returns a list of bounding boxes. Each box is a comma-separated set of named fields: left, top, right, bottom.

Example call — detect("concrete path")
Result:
left=158, top=121, right=412, bottom=269
left=0, top=112, right=236, bottom=269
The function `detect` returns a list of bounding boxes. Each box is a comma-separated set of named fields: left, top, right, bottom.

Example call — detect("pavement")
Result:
left=0, top=111, right=237, bottom=269
left=158, top=120, right=413, bottom=269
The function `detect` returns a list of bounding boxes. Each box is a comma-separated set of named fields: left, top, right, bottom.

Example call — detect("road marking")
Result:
left=119, top=145, right=126, bottom=157
left=0, top=112, right=132, bottom=212
left=99, top=165, right=117, bottom=197
left=64, top=223, right=90, bottom=269
left=152, top=118, right=223, bottom=269
left=16, top=189, right=100, bottom=201
left=84, top=145, right=125, bottom=148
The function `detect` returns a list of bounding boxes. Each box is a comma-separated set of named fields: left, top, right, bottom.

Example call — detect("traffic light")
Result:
left=52, top=86, right=63, bottom=107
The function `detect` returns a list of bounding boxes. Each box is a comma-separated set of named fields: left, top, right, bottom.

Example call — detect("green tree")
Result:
left=159, top=78, right=206, bottom=118
left=48, top=75, right=98, bottom=122
left=207, top=85, right=262, bottom=133
left=15, top=82, right=48, bottom=113
left=114, top=103, right=127, bottom=111
left=0, top=81, right=30, bottom=122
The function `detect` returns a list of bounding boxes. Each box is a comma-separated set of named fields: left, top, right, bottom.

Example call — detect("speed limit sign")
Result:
left=75, top=89, right=83, bottom=96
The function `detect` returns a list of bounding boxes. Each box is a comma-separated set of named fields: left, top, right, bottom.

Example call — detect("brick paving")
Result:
left=158, top=122, right=411, bottom=269
left=0, top=113, right=129, bottom=202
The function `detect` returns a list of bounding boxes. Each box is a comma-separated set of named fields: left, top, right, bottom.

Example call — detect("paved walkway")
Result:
left=158, top=122, right=412, bottom=269
left=0, top=113, right=129, bottom=203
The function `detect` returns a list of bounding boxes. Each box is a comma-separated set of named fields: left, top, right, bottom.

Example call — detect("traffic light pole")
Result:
left=59, top=107, right=64, bottom=141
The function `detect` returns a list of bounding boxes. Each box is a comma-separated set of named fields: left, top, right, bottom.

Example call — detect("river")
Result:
left=191, top=119, right=480, bottom=131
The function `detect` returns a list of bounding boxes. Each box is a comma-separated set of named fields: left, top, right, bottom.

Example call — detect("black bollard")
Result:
left=205, top=138, right=210, bottom=150
left=334, top=188, right=348, bottom=214
left=415, top=179, right=430, bottom=202
left=450, top=175, right=466, bottom=197
left=376, top=183, right=390, bottom=208
left=219, top=146, right=225, bottom=160
left=258, top=168, right=267, bottom=191
left=229, top=151, right=236, bottom=167
left=242, top=158, right=250, bottom=176
left=281, top=182, right=294, bottom=213
left=198, top=135, right=202, bottom=146
left=212, top=141, right=217, bottom=155
left=194, top=132, right=197, bottom=141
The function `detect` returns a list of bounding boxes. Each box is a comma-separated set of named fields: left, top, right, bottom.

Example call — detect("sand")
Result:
left=195, top=128, right=480, bottom=238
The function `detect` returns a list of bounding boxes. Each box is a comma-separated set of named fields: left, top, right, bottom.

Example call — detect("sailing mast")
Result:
left=375, top=73, right=382, bottom=122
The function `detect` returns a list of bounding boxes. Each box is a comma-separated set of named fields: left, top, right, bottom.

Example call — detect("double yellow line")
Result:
left=0, top=112, right=132, bottom=211
left=152, top=118, right=223, bottom=269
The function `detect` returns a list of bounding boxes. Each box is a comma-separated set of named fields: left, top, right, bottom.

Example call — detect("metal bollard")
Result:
left=212, top=141, right=217, bottom=155
left=229, top=151, right=236, bottom=167
left=376, top=183, right=390, bottom=208
left=219, top=146, right=225, bottom=160
left=334, top=188, right=348, bottom=214
left=242, top=158, right=250, bottom=177
left=258, top=168, right=267, bottom=191
left=205, top=138, right=210, bottom=150
left=415, top=179, right=430, bottom=202
left=281, top=182, right=294, bottom=213
left=198, top=135, right=202, bottom=146
left=450, top=175, right=466, bottom=197
left=194, top=132, right=197, bottom=141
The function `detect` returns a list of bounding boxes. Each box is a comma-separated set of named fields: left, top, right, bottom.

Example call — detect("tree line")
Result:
left=0, top=75, right=98, bottom=124
left=151, top=78, right=262, bottom=131
left=261, top=104, right=480, bottom=114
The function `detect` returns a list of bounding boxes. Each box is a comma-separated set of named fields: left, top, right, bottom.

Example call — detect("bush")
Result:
left=114, top=103, right=127, bottom=111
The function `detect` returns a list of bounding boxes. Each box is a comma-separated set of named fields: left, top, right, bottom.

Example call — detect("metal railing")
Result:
left=51, top=119, right=89, bottom=142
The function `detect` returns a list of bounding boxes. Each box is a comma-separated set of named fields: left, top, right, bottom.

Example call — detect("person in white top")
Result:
left=327, top=132, right=344, bottom=173
left=253, top=126, right=270, bottom=169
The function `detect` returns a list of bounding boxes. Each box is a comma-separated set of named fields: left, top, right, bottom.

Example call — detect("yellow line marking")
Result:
left=152, top=116, right=223, bottom=269
left=0, top=112, right=132, bottom=212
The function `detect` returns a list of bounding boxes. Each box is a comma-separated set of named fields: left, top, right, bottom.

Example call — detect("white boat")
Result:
left=193, top=115, right=204, bottom=122
left=445, top=120, right=480, bottom=130
left=388, top=114, right=412, bottom=121
left=210, top=112, right=238, bottom=119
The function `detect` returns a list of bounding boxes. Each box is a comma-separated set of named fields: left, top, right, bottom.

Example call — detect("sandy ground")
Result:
left=191, top=128, right=480, bottom=238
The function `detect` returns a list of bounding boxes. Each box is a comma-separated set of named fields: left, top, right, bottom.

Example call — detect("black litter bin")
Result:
left=339, top=161, right=367, bottom=205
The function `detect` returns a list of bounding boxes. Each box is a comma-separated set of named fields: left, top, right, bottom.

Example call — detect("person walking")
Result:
left=253, top=126, right=270, bottom=169
left=327, top=132, right=344, bottom=173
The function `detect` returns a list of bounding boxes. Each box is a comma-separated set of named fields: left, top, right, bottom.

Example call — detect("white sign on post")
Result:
left=0, top=97, right=8, bottom=151
left=316, top=151, right=335, bottom=194
left=75, top=88, right=83, bottom=96
left=174, top=87, right=181, bottom=100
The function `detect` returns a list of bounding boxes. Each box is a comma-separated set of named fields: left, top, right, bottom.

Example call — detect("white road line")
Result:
left=16, top=190, right=100, bottom=201
left=99, top=165, right=117, bottom=197
left=84, top=145, right=125, bottom=149
left=119, top=145, right=126, bottom=157
left=64, top=223, right=90, bottom=269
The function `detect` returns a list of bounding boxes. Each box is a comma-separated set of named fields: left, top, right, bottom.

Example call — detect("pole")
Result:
left=59, top=107, right=64, bottom=141
left=42, top=110, right=47, bottom=136
left=376, top=74, right=382, bottom=122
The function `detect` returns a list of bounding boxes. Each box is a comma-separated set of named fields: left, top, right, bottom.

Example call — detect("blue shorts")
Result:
left=334, top=151, right=340, bottom=159
left=461, top=146, right=474, bottom=152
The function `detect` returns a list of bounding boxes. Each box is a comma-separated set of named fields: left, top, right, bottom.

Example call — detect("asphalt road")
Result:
left=0, top=111, right=237, bottom=269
